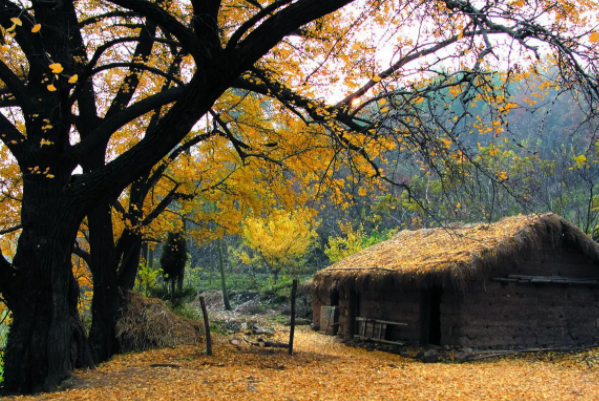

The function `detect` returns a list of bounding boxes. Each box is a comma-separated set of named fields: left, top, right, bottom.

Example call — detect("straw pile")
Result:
left=116, top=292, right=205, bottom=352
left=312, top=213, right=599, bottom=292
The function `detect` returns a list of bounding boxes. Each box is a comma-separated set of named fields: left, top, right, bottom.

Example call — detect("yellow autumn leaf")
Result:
left=46, top=174, right=55, bottom=179
left=49, top=63, right=63, bottom=74
left=372, top=75, right=381, bottom=83
left=10, top=17, right=22, bottom=26
left=574, top=154, right=587, bottom=167
left=31, top=24, right=41, bottom=33
left=590, top=32, right=599, bottom=43
left=47, top=84, right=57, bottom=92
left=68, top=74, right=78, bottom=84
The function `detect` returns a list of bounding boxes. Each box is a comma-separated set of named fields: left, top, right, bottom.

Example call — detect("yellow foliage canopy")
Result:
left=241, top=208, right=319, bottom=275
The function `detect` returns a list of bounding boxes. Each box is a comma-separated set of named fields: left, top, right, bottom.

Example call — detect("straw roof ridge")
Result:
left=311, top=213, right=599, bottom=293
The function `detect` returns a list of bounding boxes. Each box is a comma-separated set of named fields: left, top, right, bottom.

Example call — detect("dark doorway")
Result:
left=331, top=290, right=340, bottom=335
left=429, top=287, right=442, bottom=344
left=420, top=287, right=442, bottom=345
left=331, top=290, right=339, bottom=307
left=349, top=290, right=359, bottom=338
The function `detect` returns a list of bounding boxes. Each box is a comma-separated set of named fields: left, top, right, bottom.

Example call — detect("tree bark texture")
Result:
left=3, top=184, right=93, bottom=393
left=87, top=203, right=122, bottom=363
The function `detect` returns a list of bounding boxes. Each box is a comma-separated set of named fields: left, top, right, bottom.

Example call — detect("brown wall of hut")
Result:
left=441, top=280, right=599, bottom=348
left=323, top=288, right=424, bottom=343
left=493, top=240, right=599, bottom=279
left=311, top=287, right=329, bottom=331
left=354, top=290, right=422, bottom=342
left=441, top=246, right=599, bottom=348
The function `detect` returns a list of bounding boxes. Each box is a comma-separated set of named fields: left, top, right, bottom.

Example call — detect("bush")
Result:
left=259, top=277, right=295, bottom=303
left=150, top=285, right=196, bottom=308
left=171, top=304, right=201, bottom=320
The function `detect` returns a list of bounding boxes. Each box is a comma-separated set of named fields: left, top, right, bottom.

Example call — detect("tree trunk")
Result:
left=148, top=247, right=154, bottom=269
left=88, top=278, right=122, bottom=363
left=177, top=273, right=184, bottom=292
left=2, top=193, right=93, bottom=394
left=217, top=238, right=232, bottom=310
left=117, top=231, right=144, bottom=292
left=87, top=203, right=122, bottom=363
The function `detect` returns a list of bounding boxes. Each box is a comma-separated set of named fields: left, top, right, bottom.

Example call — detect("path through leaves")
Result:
left=9, top=327, right=599, bottom=400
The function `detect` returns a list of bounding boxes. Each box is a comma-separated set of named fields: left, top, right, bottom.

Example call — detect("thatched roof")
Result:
left=312, top=213, right=599, bottom=292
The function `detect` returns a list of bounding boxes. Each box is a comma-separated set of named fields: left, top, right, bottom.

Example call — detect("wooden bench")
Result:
left=354, top=317, right=407, bottom=345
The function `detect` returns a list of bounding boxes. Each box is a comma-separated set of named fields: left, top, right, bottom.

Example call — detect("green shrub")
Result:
left=259, top=277, right=295, bottom=303
left=170, top=304, right=201, bottom=320
left=150, top=285, right=196, bottom=307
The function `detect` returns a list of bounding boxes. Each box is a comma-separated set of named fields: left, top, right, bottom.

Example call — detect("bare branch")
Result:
left=78, top=11, right=139, bottom=28
left=235, top=0, right=353, bottom=70
left=0, top=112, right=26, bottom=159
left=227, top=0, right=293, bottom=50
left=72, top=244, right=91, bottom=265
left=71, top=86, right=185, bottom=159
left=0, top=225, right=22, bottom=236
left=107, top=0, right=204, bottom=61
left=0, top=59, right=32, bottom=113
left=90, top=63, right=184, bottom=86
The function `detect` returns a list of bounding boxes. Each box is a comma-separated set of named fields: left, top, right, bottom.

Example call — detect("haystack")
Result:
left=116, top=292, right=205, bottom=352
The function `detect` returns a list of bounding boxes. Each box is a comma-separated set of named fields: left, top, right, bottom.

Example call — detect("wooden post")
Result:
left=289, top=279, right=298, bottom=355
left=199, top=296, right=213, bottom=356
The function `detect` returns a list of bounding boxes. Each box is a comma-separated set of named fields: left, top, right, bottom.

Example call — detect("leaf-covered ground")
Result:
left=9, top=327, right=599, bottom=400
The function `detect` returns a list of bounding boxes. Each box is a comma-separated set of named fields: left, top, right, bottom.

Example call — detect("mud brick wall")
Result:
left=338, top=290, right=354, bottom=340
left=492, top=239, right=599, bottom=278
left=311, top=287, right=331, bottom=331
left=441, top=246, right=599, bottom=349
left=357, top=290, right=422, bottom=343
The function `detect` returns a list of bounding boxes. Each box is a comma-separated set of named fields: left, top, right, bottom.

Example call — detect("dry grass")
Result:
left=312, top=213, right=599, bottom=291
left=116, top=292, right=204, bottom=352
left=8, top=327, right=599, bottom=401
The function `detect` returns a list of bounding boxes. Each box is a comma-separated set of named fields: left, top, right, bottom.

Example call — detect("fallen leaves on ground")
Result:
left=9, top=327, right=599, bottom=401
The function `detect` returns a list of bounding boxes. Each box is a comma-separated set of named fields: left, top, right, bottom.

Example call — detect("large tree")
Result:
left=0, top=0, right=598, bottom=394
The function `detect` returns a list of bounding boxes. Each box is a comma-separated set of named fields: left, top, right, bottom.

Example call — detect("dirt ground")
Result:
left=7, top=326, right=599, bottom=401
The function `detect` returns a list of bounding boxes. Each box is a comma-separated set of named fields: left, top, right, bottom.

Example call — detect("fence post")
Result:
left=199, top=296, right=212, bottom=356
left=289, top=279, right=298, bottom=355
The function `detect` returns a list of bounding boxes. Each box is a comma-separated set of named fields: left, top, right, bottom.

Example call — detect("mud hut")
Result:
left=310, top=214, right=599, bottom=349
